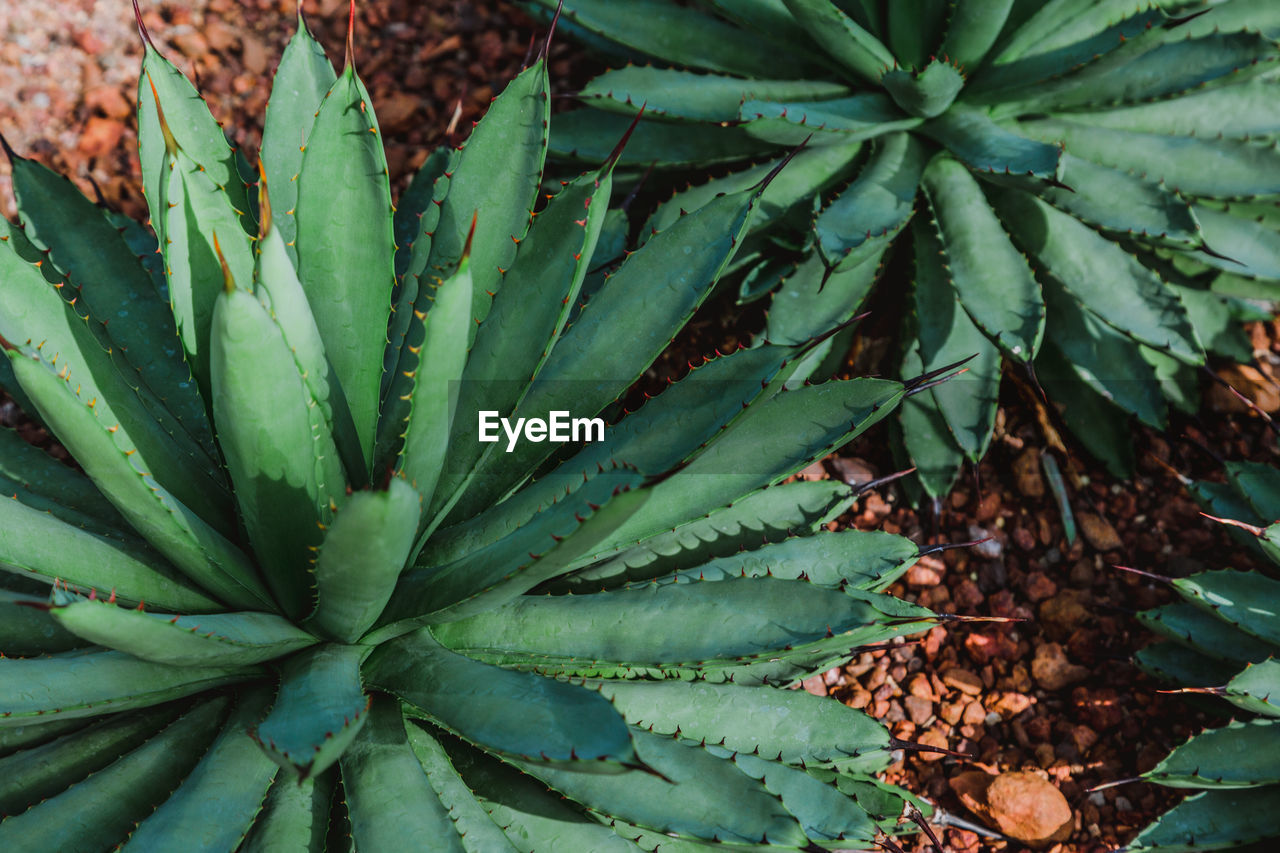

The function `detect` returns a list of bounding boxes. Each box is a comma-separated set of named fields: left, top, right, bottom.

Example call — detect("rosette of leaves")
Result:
left=1125, top=461, right=1280, bottom=850
left=524, top=0, right=1280, bottom=499
left=0, top=6, right=958, bottom=851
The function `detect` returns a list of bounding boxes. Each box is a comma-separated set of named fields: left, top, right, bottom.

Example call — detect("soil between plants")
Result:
left=2, top=2, right=1278, bottom=851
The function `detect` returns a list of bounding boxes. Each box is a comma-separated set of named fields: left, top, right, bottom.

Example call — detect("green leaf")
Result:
left=441, top=184, right=762, bottom=522
left=0, top=496, right=218, bottom=612
left=122, top=687, right=278, bottom=852
left=1137, top=602, right=1278, bottom=665
left=158, top=131, right=256, bottom=405
left=252, top=644, right=370, bottom=781
left=423, top=343, right=804, bottom=568
left=920, top=154, right=1044, bottom=361
left=557, top=480, right=857, bottom=591
left=380, top=469, right=646, bottom=635
left=912, top=218, right=1001, bottom=461
left=0, top=648, right=255, bottom=726
left=1063, top=78, right=1280, bottom=140
left=886, top=0, right=946, bottom=71
left=1219, top=659, right=1280, bottom=718
left=7, top=151, right=212, bottom=456
left=138, top=45, right=253, bottom=245
left=303, top=479, right=420, bottom=643
left=294, top=64, right=396, bottom=467
left=516, top=728, right=809, bottom=846
left=1121, top=787, right=1280, bottom=851
left=393, top=147, right=450, bottom=283
left=439, top=732, right=644, bottom=851
left=392, top=257, right=472, bottom=513
left=260, top=11, right=336, bottom=267
left=924, top=106, right=1062, bottom=179
left=6, top=351, right=270, bottom=611
left=255, top=178, right=365, bottom=483
left=738, top=95, right=922, bottom=146
left=685, top=528, right=921, bottom=593
left=990, top=188, right=1203, bottom=364
left=0, top=717, right=93, bottom=761
left=101, top=207, right=167, bottom=297
left=1134, top=640, right=1225, bottom=687
left=814, top=131, right=925, bottom=271
left=0, top=425, right=124, bottom=533
left=404, top=724, right=518, bottom=851
left=1040, top=277, right=1167, bottom=427
left=433, top=575, right=935, bottom=685
left=576, top=378, right=904, bottom=565
left=998, top=30, right=1280, bottom=114
left=0, top=697, right=228, bottom=853
left=882, top=59, right=964, bottom=118
left=647, top=141, right=864, bottom=244
left=581, top=66, right=849, bottom=123
left=551, top=107, right=776, bottom=167
left=898, top=338, right=966, bottom=498
left=432, top=164, right=614, bottom=512
left=239, top=772, right=334, bottom=853
left=1016, top=118, right=1280, bottom=199
left=0, top=225, right=231, bottom=529
left=941, top=0, right=1015, bottom=69
left=1146, top=720, right=1280, bottom=789
left=1171, top=285, right=1266, bottom=362
left=409, top=62, right=548, bottom=341
left=1030, top=154, right=1203, bottom=249
left=211, top=284, right=346, bottom=617
left=987, top=0, right=1160, bottom=66
left=782, top=0, right=895, bottom=82
left=535, top=0, right=822, bottom=77
left=0, top=702, right=181, bottom=818
left=1223, top=460, right=1280, bottom=521
left=366, top=628, right=636, bottom=768
left=596, top=680, right=893, bottom=774
left=727, top=749, right=885, bottom=844
left=1141, top=344, right=1197, bottom=417
left=51, top=599, right=316, bottom=666
left=340, top=697, right=466, bottom=850
left=703, top=0, right=826, bottom=50
left=0, top=590, right=86, bottom=656
left=768, top=250, right=886, bottom=344
left=1033, top=342, right=1134, bottom=477
left=1173, top=571, right=1280, bottom=647
left=1193, top=204, right=1280, bottom=282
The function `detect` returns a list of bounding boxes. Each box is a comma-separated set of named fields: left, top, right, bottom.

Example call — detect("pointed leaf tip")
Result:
left=1113, top=565, right=1171, bottom=584
left=538, top=0, right=564, bottom=63
left=603, top=104, right=646, bottom=173
left=256, top=157, right=273, bottom=237
left=461, top=210, right=478, bottom=261
left=0, top=131, right=15, bottom=162
left=146, top=74, right=179, bottom=156
left=1200, top=513, right=1266, bottom=536
left=345, top=0, right=356, bottom=71
left=0, top=334, right=15, bottom=353
left=212, top=231, right=236, bottom=294
left=756, top=135, right=810, bottom=193
left=132, top=0, right=155, bottom=49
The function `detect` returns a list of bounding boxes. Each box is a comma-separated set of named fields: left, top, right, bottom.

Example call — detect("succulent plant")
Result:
left=1126, top=461, right=1280, bottom=851
left=0, top=5, right=967, bottom=850
left=524, top=0, right=1280, bottom=500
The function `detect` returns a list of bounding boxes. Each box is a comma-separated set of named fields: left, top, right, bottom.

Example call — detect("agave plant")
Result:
left=524, top=0, right=1280, bottom=499
left=0, top=6, right=963, bottom=850
left=1126, top=461, right=1280, bottom=850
